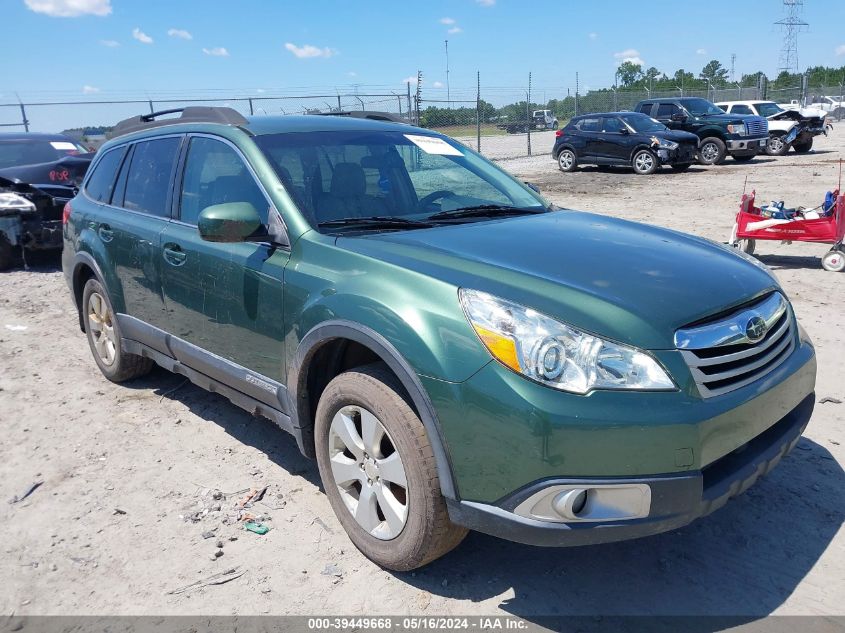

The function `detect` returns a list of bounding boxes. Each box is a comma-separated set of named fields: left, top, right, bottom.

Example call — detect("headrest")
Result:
left=331, top=162, right=366, bottom=197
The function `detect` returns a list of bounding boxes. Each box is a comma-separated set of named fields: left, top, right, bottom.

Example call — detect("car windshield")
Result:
left=254, top=130, right=548, bottom=231
left=680, top=98, right=726, bottom=116
left=619, top=114, right=667, bottom=133
left=755, top=102, right=784, bottom=117
left=0, top=139, right=87, bottom=169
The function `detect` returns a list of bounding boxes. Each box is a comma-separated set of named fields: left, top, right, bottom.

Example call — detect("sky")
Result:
left=2, top=0, right=845, bottom=132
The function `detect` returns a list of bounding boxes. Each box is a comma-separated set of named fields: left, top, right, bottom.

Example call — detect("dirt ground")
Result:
left=1, top=130, right=844, bottom=625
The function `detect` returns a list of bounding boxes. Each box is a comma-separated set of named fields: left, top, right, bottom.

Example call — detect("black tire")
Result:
left=732, top=153, right=756, bottom=163
left=314, top=363, right=467, bottom=571
left=631, top=149, right=658, bottom=175
left=698, top=137, right=727, bottom=165
left=82, top=278, right=153, bottom=383
left=552, top=121, right=559, bottom=130
left=765, top=133, right=790, bottom=156
left=792, top=138, right=814, bottom=153
left=671, top=163, right=693, bottom=172
left=557, top=148, right=577, bottom=172
left=0, top=234, right=14, bottom=272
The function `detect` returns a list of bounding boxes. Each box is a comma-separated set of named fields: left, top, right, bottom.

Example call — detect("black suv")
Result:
left=634, top=97, right=768, bottom=165
left=553, top=112, right=699, bottom=175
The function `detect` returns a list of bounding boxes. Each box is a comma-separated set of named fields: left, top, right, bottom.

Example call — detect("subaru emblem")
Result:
left=745, top=316, right=767, bottom=343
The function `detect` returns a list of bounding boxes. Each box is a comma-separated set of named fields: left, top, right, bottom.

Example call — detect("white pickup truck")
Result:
left=717, top=100, right=826, bottom=155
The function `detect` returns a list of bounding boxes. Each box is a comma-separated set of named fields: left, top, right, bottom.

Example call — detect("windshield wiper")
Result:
left=317, top=215, right=434, bottom=230
left=427, top=204, right=548, bottom=221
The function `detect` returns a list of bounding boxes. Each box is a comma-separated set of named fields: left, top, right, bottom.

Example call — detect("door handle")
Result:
left=162, top=243, right=187, bottom=267
left=98, top=224, right=114, bottom=243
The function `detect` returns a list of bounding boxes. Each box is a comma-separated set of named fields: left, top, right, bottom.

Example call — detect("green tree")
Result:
left=700, top=60, right=729, bottom=87
left=616, top=61, right=643, bottom=88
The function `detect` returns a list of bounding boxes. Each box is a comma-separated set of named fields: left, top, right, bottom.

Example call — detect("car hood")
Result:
left=656, top=129, right=700, bottom=144
left=341, top=211, right=780, bottom=350
left=696, top=112, right=755, bottom=125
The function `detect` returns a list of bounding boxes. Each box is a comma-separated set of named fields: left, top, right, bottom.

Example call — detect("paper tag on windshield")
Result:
left=50, top=141, right=77, bottom=150
left=404, top=134, right=463, bottom=156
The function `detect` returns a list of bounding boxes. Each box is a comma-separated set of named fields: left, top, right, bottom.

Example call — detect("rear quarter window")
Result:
left=84, top=147, right=127, bottom=203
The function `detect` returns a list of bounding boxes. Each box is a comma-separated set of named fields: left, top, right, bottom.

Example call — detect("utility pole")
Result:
left=445, top=39, right=450, bottom=105
left=730, top=53, right=736, bottom=82
left=415, top=70, right=423, bottom=125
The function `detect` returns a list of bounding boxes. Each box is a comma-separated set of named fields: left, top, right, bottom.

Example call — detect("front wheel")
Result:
left=821, top=249, right=845, bottom=272
left=314, top=364, right=467, bottom=571
left=792, top=138, right=814, bottom=153
left=631, top=149, right=658, bottom=175
left=557, top=148, right=577, bottom=172
left=765, top=133, right=789, bottom=156
left=82, top=278, right=154, bottom=382
left=698, top=137, right=727, bottom=165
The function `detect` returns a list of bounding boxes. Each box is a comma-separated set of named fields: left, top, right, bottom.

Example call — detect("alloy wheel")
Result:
left=328, top=405, right=409, bottom=540
left=634, top=151, right=654, bottom=173
left=768, top=136, right=785, bottom=154
left=701, top=143, right=719, bottom=163
left=559, top=151, right=574, bottom=170
left=87, top=291, right=117, bottom=366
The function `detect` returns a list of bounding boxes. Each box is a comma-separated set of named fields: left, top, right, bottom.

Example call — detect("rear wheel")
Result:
left=765, top=133, right=789, bottom=156
left=739, top=238, right=756, bottom=255
left=314, top=364, right=467, bottom=571
left=821, top=249, right=845, bottom=272
left=82, top=278, right=154, bottom=382
left=792, top=138, right=814, bottom=153
left=698, top=137, right=727, bottom=165
left=631, top=149, right=658, bottom=175
left=557, top=149, right=577, bottom=172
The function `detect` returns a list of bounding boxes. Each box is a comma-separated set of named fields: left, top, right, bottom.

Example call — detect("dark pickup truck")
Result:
left=634, top=97, right=768, bottom=165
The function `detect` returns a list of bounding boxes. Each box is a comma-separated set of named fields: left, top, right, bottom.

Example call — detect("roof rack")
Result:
left=111, top=106, right=249, bottom=137
left=318, top=110, right=409, bottom=124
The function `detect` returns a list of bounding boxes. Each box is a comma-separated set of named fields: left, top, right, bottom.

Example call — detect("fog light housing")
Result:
left=513, top=483, right=651, bottom=523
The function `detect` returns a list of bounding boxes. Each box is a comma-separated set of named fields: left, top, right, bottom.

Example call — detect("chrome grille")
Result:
left=744, top=116, right=768, bottom=137
left=675, top=293, right=795, bottom=398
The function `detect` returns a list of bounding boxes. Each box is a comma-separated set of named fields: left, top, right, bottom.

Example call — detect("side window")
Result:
left=636, top=103, right=653, bottom=115
left=179, top=137, right=269, bottom=226
left=84, top=146, right=126, bottom=203
left=122, top=138, right=181, bottom=216
left=576, top=117, right=601, bottom=132
left=731, top=105, right=753, bottom=115
left=601, top=117, right=625, bottom=133
left=656, top=103, right=679, bottom=118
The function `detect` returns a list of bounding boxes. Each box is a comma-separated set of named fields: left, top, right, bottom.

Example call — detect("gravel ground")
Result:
left=1, top=131, right=844, bottom=625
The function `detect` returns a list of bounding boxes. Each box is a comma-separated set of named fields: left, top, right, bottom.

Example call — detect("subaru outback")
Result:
left=63, top=107, right=817, bottom=571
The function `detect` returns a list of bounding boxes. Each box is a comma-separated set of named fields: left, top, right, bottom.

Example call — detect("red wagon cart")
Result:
left=729, top=188, right=845, bottom=272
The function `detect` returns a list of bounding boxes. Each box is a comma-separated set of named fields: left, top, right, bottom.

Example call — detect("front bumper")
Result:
left=656, top=144, right=697, bottom=165
left=726, top=136, right=768, bottom=152
left=446, top=392, right=814, bottom=546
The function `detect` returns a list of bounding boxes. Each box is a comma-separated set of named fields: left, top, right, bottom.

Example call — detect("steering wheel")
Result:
left=417, top=190, right=456, bottom=211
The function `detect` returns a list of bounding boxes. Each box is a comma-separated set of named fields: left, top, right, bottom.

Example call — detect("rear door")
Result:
left=159, top=134, right=289, bottom=396
left=95, top=136, right=181, bottom=331
left=654, top=102, right=682, bottom=129
left=574, top=116, right=602, bottom=159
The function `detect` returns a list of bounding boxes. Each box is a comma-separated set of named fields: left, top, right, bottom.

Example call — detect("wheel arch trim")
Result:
left=289, top=319, right=459, bottom=500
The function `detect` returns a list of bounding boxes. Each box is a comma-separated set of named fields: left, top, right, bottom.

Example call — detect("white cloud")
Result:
left=588, top=32, right=598, bottom=40
left=614, top=48, right=644, bottom=66
left=284, top=42, right=336, bottom=58
left=448, top=26, right=462, bottom=34
left=99, top=39, right=119, bottom=47
left=24, top=0, right=111, bottom=17
left=836, top=44, right=845, bottom=56
left=440, top=17, right=455, bottom=24
left=696, top=48, right=707, bottom=55
left=402, top=76, right=417, bottom=85
left=347, top=71, right=357, bottom=77
left=82, top=85, right=100, bottom=94
left=132, top=28, right=153, bottom=44
left=476, top=0, right=495, bottom=5
left=167, top=28, right=192, bottom=40
left=432, top=81, right=444, bottom=88
left=202, top=46, right=229, bottom=57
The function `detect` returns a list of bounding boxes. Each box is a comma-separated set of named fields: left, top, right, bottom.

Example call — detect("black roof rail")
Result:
left=317, top=110, right=409, bottom=124
left=111, top=106, right=249, bottom=137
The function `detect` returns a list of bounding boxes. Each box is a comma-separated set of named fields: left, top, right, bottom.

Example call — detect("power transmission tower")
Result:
left=730, top=53, right=736, bottom=82
left=775, top=0, right=808, bottom=74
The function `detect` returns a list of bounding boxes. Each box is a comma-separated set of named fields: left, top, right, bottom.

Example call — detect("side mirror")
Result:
left=524, top=182, right=541, bottom=194
left=670, top=113, right=687, bottom=122
left=198, top=202, right=262, bottom=243
left=619, top=127, right=630, bottom=135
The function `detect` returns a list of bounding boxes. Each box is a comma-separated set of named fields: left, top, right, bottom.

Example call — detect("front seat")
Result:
left=317, top=162, right=386, bottom=222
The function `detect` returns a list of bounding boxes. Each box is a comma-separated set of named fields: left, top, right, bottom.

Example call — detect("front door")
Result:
left=159, top=135, right=289, bottom=402
left=595, top=116, right=634, bottom=162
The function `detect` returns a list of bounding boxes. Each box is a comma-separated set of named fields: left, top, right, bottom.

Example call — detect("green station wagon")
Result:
left=62, top=107, right=817, bottom=570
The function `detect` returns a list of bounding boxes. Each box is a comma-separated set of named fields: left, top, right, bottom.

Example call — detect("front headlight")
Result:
left=0, top=192, right=36, bottom=213
left=459, top=289, right=676, bottom=394
left=658, top=138, right=678, bottom=150
left=727, top=123, right=747, bottom=136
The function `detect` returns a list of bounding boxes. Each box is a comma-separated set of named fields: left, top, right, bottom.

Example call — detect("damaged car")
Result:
left=0, top=133, right=93, bottom=270
left=553, top=112, right=699, bottom=174
left=717, top=100, right=826, bottom=155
